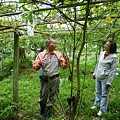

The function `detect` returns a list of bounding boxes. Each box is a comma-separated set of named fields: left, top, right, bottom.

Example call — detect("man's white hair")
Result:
left=46, top=38, right=55, bottom=46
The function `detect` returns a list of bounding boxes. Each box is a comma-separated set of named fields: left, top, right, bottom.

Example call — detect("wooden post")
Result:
left=13, top=31, right=19, bottom=102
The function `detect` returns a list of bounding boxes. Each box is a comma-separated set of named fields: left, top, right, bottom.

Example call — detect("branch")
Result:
left=87, top=29, right=120, bottom=44
left=76, top=0, right=91, bottom=97
left=0, top=11, right=22, bottom=17
left=32, top=1, right=116, bottom=12
left=0, top=1, right=118, bottom=17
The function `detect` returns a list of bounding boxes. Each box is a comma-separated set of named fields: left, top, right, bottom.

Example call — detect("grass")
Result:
left=0, top=66, right=120, bottom=120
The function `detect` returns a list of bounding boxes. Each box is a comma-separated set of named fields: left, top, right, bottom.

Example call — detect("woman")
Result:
left=91, top=40, right=117, bottom=116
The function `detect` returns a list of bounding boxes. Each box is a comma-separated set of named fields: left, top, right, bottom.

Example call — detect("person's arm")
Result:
left=106, top=58, right=117, bottom=85
left=92, top=62, right=98, bottom=78
left=32, top=53, right=43, bottom=71
left=92, top=52, right=103, bottom=78
left=92, top=57, right=99, bottom=78
left=32, top=60, right=41, bottom=71
left=59, top=55, right=69, bottom=69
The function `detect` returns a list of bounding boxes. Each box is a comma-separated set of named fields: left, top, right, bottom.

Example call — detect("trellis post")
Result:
left=13, top=30, right=19, bottom=102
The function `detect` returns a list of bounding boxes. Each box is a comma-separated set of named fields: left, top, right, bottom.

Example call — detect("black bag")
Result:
left=40, top=75, right=48, bottom=82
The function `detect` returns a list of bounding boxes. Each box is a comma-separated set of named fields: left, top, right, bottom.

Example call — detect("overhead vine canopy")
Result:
left=0, top=0, right=120, bottom=57
left=0, top=0, right=120, bottom=37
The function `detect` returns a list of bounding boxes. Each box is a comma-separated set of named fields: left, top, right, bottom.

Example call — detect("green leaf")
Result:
left=28, top=12, right=33, bottom=24
left=19, top=0, right=27, bottom=3
left=22, top=6, right=29, bottom=11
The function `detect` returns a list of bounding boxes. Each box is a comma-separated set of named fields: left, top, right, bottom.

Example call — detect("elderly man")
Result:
left=32, top=38, right=69, bottom=119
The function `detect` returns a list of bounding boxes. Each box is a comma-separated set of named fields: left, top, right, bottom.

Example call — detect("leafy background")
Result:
left=0, top=0, right=120, bottom=120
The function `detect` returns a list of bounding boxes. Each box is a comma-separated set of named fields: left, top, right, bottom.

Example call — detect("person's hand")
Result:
left=32, top=60, right=40, bottom=65
left=32, top=60, right=41, bottom=71
left=36, top=60, right=41, bottom=65
left=106, top=84, right=110, bottom=89
left=92, top=75, right=95, bottom=79
left=64, top=55, right=69, bottom=64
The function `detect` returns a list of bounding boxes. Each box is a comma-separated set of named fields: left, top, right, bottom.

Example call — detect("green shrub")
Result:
left=0, top=102, right=18, bottom=120
left=0, top=58, right=13, bottom=81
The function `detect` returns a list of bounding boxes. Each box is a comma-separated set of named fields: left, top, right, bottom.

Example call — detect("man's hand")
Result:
left=92, top=75, right=95, bottom=79
left=32, top=60, right=41, bottom=71
left=32, top=60, right=40, bottom=65
left=64, top=55, right=69, bottom=64
left=106, top=84, right=110, bottom=89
